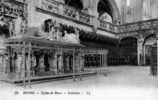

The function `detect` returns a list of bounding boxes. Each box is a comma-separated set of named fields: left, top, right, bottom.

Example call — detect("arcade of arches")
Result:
left=63, top=0, right=120, bottom=24
left=118, top=33, right=158, bottom=66
left=0, top=0, right=158, bottom=67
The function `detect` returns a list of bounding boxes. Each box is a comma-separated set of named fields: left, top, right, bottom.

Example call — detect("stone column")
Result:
left=76, top=51, right=81, bottom=73
left=103, top=51, right=108, bottom=67
left=58, top=49, right=63, bottom=74
left=137, top=38, right=144, bottom=66
left=22, top=42, right=26, bottom=87
left=156, top=33, right=158, bottom=76
left=89, top=0, right=100, bottom=31
left=53, top=51, right=58, bottom=74
left=27, top=43, right=32, bottom=87
left=16, top=54, right=23, bottom=78
left=143, top=45, right=146, bottom=65
left=82, top=0, right=89, bottom=10
left=89, top=0, right=99, bottom=17
left=72, top=49, right=76, bottom=81
left=80, top=50, right=85, bottom=72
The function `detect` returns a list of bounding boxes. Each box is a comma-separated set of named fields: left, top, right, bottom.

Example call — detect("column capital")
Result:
left=156, top=33, right=158, bottom=39
left=137, top=39, right=144, bottom=44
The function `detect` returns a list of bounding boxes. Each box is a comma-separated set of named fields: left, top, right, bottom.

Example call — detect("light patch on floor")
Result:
left=0, top=66, right=158, bottom=100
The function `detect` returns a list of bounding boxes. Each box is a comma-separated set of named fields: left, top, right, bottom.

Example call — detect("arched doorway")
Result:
left=64, top=0, right=83, bottom=10
left=119, top=37, right=138, bottom=65
left=97, top=0, right=121, bottom=24
left=143, top=34, right=156, bottom=65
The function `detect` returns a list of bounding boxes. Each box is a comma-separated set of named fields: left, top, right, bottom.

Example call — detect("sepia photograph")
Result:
left=0, top=0, right=157, bottom=100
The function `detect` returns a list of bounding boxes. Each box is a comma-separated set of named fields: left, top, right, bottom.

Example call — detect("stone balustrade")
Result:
left=99, top=20, right=118, bottom=33
left=2, top=0, right=158, bottom=36
left=79, top=12, right=91, bottom=24
left=100, top=18, right=158, bottom=34
left=0, top=2, right=24, bottom=18
left=40, top=0, right=60, bottom=14
left=63, top=5, right=78, bottom=20
left=21, top=0, right=119, bottom=34
left=119, top=19, right=158, bottom=33
left=36, top=0, right=117, bottom=33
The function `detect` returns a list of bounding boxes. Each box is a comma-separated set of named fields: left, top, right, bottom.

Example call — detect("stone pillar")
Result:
left=137, top=38, right=144, bottom=66
left=89, top=0, right=99, bottom=17
left=143, top=45, right=146, bottom=65
left=53, top=52, right=58, bottom=74
left=16, top=54, right=23, bottom=78
left=80, top=51, right=85, bottom=72
left=156, top=33, right=158, bottom=76
left=82, top=0, right=89, bottom=10
left=89, top=0, right=100, bottom=30
left=81, top=0, right=97, bottom=16
left=103, top=50, right=108, bottom=67
left=39, top=55, right=45, bottom=72
left=58, top=49, right=63, bottom=74
left=22, top=42, right=26, bottom=87
left=76, top=51, right=81, bottom=73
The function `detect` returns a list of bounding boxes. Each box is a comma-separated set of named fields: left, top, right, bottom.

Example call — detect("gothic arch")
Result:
left=143, top=34, right=156, bottom=46
left=119, top=37, right=138, bottom=65
left=64, top=0, right=83, bottom=10
left=119, top=37, right=137, bottom=48
left=97, top=0, right=121, bottom=24
left=142, top=34, right=156, bottom=65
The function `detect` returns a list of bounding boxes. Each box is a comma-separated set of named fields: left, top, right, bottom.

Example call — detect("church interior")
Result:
left=0, top=0, right=158, bottom=85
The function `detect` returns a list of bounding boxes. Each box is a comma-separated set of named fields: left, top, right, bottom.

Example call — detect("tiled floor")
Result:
left=0, top=66, right=158, bottom=100
left=27, top=66, right=157, bottom=89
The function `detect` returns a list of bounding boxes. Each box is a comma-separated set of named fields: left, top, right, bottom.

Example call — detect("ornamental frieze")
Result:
left=0, top=1, right=25, bottom=18
left=40, top=0, right=59, bottom=14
